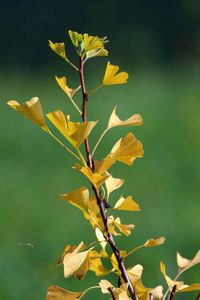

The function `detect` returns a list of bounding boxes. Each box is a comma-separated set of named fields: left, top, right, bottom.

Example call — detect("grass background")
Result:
left=0, top=64, right=200, bottom=299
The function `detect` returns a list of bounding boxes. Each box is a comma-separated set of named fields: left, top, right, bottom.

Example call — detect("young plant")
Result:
left=7, top=30, right=200, bottom=300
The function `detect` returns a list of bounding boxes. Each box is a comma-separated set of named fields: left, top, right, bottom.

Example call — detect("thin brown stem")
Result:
left=79, top=57, right=137, bottom=300
left=108, top=287, right=116, bottom=300
left=169, top=285, right=177, bottom=300
left=196, top=292, right=200, bottom=300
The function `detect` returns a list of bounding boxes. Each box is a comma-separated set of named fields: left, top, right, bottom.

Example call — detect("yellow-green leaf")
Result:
left=49, top=40, right=67, bottom=60
left=46, top=285, right=85, bottom=300
left=55, top=76, right=76, bottom=98
left=107, top=106, right=143, bottom=129
left=7, top=97, right=47, bottom=131
left=59, top=187, right=89, bottom=211
left=46, top=110, right=97, bottom=148
left=111, top=132, right=144, bottom=166
left=103, top=62, right=128, bottom=85
left=114, top=195, right=140, bottom=212
left=144, top=237, right=165, bottom=248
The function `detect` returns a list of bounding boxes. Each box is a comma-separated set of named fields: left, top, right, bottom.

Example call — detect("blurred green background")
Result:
left=0, top=0, right=200, bottom=299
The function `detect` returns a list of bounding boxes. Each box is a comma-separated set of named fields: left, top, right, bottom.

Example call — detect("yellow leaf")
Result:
left=111, top=132, right=144, bottom=166
left=105, top=176, right=124, bottom=198
left=160, top=262, right=185, bottom=290
left=179, top=284, right=200, bottom=292
left=55, top=76, right=76, bottom=98
left=144, top=237, right=165, bottom=248
left=114, top=195, right=140, bottom=212
left=7, top=97, right=47, bottom=130
left=59, top=187, right=89, bottom=211
left=83, top=196, right=103, bottom=230
left=128, top=264, right=143, bottom=283
left=95, top=154, right=115, bottom=175
left=95, top=228, right=107, bottom=249
left=114, top=217, right=135, bottom=236
left=176, top=252, right=191, bottom=270
left=63, top=243, right=91, bottom=279
left=99, top=280, right=114, bottom=294
left=103, top=62, right=128, bottom=85
left=89, top=250, right=110, bottom=276
left=74, top=164, right=109, bottom=189
left=111, top=251, right=127, bottom=273
left=46, top=285, right=84, bottom=300
left=49, top=40, right=67, bottom=60
left=86, top=48, right=108, bottom=60
left=46, top=110, right=97, bottom=148
left=107, top=106, right=143, bottom=129
left=177, top=250, right=200, bottom=273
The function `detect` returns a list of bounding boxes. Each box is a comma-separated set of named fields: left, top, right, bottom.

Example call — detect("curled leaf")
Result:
left=63, top=243, right=92, bottom=279
left=89, top=250, right=110, bottom=276
left=114, top=195, right=140, bottom=212
left=74, top=164, right=109, bottom=189
left=95, top=154, right=115, bottom=175
left=114, top=217, right=135, bottom=236
left=144, top=237, right=165, bottom=248
left=59, top=187, right=89, bottom=211
left=103, top=62, right=128, bottom=85
left=49, top=40, right=67, bottom=60
left=111, top=132, right=144, bottom=166
left=177, top=250, right=200, bottom=273
left=46, top=285, right=85, bottom=300
left=7, top=97, right=47, bottom=130
left=55, top=76, right=76, bottom=98
left=46, top=110, right=97, bottom=148
left=107, top=106, right=143, bottom=129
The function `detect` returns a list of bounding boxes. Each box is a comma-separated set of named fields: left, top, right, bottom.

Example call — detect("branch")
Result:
left=79, top=57, right=138, bottom=300
left=108, top=287, right=117, bottom=300
left=196, top=292, right=200, bottom=300
left=169, top=285, right=177, bottom=300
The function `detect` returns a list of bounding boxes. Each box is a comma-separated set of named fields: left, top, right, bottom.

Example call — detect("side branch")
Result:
left=79, top=57, right=137, bottom=300
left=169, top=285, right=177, bottom=300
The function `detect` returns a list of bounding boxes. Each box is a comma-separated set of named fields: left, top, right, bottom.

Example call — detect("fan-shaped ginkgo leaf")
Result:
left=74, top=164, right=109, bottom=189
left=46, top=110, right=97, bottom=148
left=99, top=280, right=114, bottom=294
left=86, top=48, right=108, bottom=60
left=127, top=264, right=143, bottom=283
left=95, top=228, right=107, bottom=249
left=49, top=40, right=67, bottom=60
left=103, top=62, right=128, bottom=85
left=144, top=237, right=165, bottom=248
left=55, top=76, right=76, bottom=98
left=59, top=187, right=89, bottom=211
left=177, top=252, right=191, bottom=270
left=63, top=244, right=92, bottom=279
left=114, top=217, right=135, bottom=236
left=111, top=132, right=144, bottom=166
left=107, top=106, right=143, bottom=129
left=46, top=285, right=85, bottom=300
left=7, top=97, right=47, bottom=130
left=105, top=176, right=124, bottom=197
left=95, top=155, right=115, bottom=175
left=177, top=250, right=200, bottom=273
left=114, top=195, right=140, bottom=212
left=88, top=250, right=110, bottom=276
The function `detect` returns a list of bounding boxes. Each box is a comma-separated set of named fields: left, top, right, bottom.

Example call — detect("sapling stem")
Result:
left=79, top=56, right=138, bottom=300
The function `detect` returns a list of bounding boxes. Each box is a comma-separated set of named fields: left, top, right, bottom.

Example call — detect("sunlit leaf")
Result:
left=114, top=217, right=135, bottom=236
left=63, top=242, right=92, bottom=279
left=177, top=252, right=191, bottom=270
left=144, top=237, right=165, bottom=248
left=74, top=164, right=109, bottom=189
left=95, top=228, right=107, bottom=249
left=103, top=62, right=128, bottom=85
left=89, top=250, right=110, bottom=276
left=55, top=76, right=76, bottom=98
left=86, top=48, right=108, bottom=60
left=160, top=262, right=186, bottom=290
left=179, top=284, right=200, bottom=292
left=46, top=285, right=85, bottom=300
left=83, top=196, right=103, bottom=230
left=49, top=40, right=67, bottom=60
left=105, top=176, right=124, bottom=198
left=127, top=264, right=143, bottom=283
left=95, top=154, right=115, bottom=175
left=99, top=280, right=114, bottom=294
left=177, top=250, right=200, bottom=273
left=114, top=195, right=140, bottom=212
left=111, top=132, right=144, bottom=166
left=46, top=110, right=97, bottom=148
left=59, top=187, right=89, bottom=211
left=107, top=106, right=143, bottom=129
left=7, top=97, right=47, bottom=131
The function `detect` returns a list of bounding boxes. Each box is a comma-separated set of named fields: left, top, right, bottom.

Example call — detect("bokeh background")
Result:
left=0, top=0, right=200, bottom=299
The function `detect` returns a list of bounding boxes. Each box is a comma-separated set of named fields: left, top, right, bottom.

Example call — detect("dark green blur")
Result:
left=0, top=0, right=200, bottom=299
